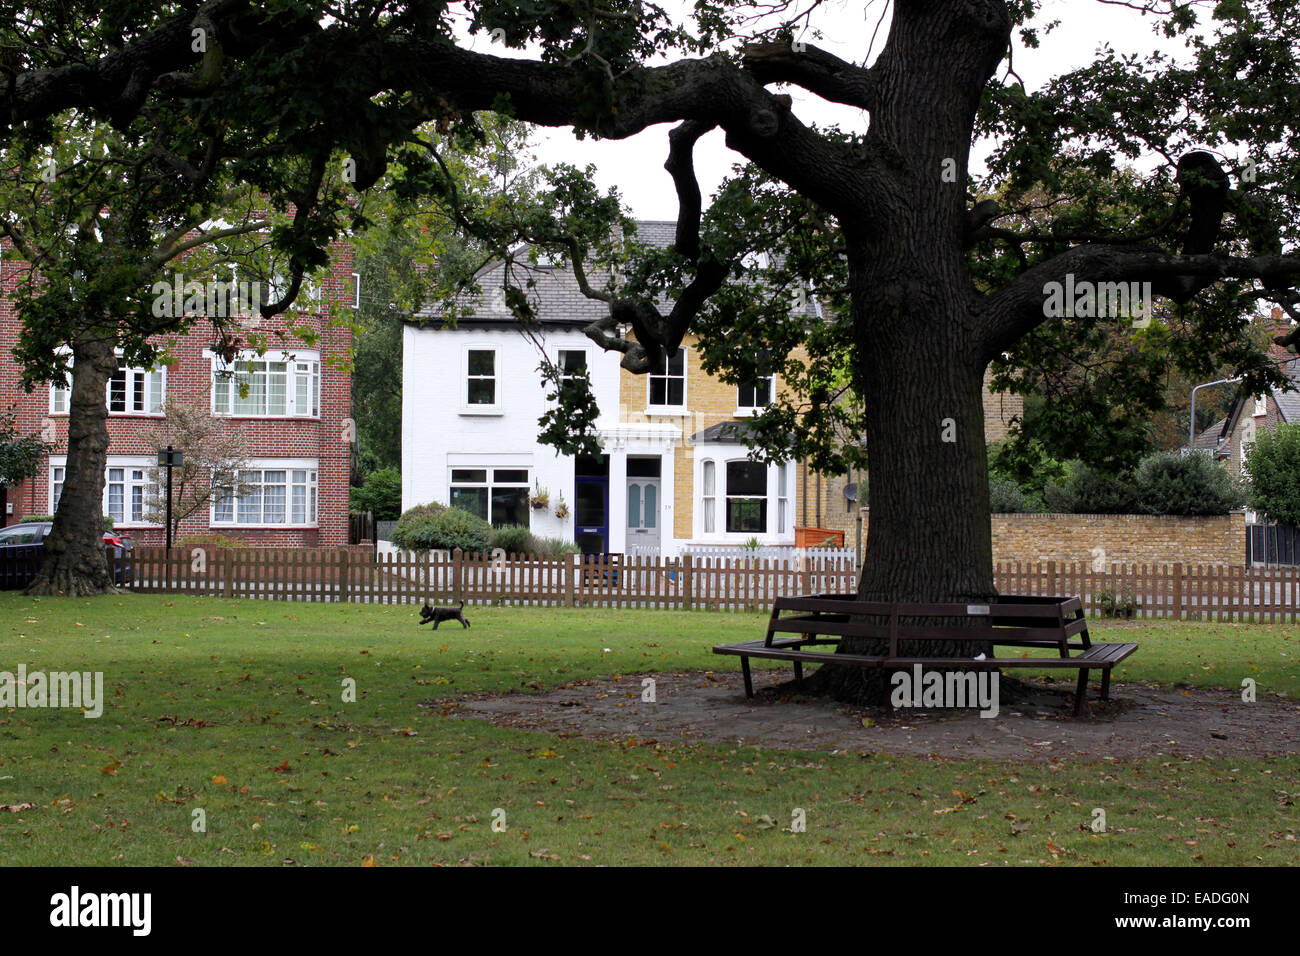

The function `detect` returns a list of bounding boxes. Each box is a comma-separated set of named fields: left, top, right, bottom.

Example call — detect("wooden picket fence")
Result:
left=124, top=546, right=857, bottom=610
left=123, top=548, right=1300, bottom=620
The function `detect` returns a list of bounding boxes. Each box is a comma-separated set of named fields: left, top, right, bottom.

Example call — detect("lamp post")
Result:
left=1189, top=378, right=1243, bottom=452
left=156, top=445, right=184, bottom=550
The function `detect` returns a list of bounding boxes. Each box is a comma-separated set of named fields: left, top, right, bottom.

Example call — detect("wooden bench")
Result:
left=713, top=593, right=1138, bottom=716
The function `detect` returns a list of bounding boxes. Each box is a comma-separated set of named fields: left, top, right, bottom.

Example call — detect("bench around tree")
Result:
left=712, top=594, right=1138, bottom=716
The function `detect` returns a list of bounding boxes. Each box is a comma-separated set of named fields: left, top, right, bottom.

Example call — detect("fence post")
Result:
left=1172, top=562, right=1182, bottom=621
left=222, top=548, right=233, bottom=599
left=682, top=553, right=694, bottom=611
left=452, top=548, right=463, bottom=602
left=565, top=552, right=577, bottom=607
left=1046, top=560, right=1057, bottom=596
left=339, top=549, right=351, bottom=603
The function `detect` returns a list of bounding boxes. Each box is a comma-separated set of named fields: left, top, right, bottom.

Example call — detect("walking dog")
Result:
left=418, top=600, right=471, bottom=629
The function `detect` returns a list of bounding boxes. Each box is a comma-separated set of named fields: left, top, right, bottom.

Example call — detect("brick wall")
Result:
left=0, top=240, right=354, bottom=546
left=843, top=510, right=1244, bottom=566
left=990, top=512, right=1245, bottom=566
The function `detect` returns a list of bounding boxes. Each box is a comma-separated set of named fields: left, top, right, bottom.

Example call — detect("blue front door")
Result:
left=574, top=477, right=608, bottom=554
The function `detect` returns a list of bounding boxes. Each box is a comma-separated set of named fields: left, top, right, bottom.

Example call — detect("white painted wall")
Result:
left=402, top=324, right=624, bottom=544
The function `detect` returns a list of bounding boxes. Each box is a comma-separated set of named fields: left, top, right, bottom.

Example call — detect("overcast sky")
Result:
left=475, top=0, right=1195, bottom=220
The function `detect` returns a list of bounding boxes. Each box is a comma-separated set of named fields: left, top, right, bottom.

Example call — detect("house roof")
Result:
left=1274, top=358, right=1300, bottom=423
left=405, top=220, right=819, bottom=331
left=1193, top=418, right=1228, bottom=454
left=691, top=420, right=762, bottom=444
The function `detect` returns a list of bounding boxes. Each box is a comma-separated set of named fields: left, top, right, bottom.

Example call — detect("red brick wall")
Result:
left=0, top=241, right=354, bottom=546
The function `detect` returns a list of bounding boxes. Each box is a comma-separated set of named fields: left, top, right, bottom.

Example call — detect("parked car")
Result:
left=0, top=522, right=134, bottom=589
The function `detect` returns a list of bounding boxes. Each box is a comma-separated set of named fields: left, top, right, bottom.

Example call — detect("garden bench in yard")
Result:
left=712, top=593, right=1138, bottom=716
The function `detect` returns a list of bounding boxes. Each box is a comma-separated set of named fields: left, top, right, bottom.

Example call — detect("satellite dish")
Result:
left=843, top=482, right=858, bottom=503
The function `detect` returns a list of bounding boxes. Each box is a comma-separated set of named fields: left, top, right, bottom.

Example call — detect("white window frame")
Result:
left=693, top=446, right=795, bottom=543
left=1254, top=395, right=1268, bottom=417
left=49, top=350, right=166, bottom=416
left=447, top=466, right=531, bottom=526
left=646, top=347, right=687, bottom=412
left=701, top=460, right=716, bottom=534
left=49, top=456, right=162, bottom=527
left=210, top=349, right=321, bottom=418
left=461, top=346, right=502, bottom=415
left=210, top=459, right=319, bottom=528
left=735, top=376, right=776, bottom=416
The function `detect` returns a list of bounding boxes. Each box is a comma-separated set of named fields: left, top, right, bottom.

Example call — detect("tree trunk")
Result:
left=802, top=238, right=997, bottom=704
left=26, top=332, right=118, bottom=596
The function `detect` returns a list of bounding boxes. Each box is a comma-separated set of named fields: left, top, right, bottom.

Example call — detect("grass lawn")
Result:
left=0, top=594, right=1295, bottom=866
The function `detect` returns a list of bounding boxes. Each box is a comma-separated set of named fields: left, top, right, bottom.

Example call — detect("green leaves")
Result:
left=1245, top=423, right=1300, bottom=525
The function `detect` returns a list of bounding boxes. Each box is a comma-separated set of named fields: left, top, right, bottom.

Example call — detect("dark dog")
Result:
left=418, top=600, right=470, bottom=629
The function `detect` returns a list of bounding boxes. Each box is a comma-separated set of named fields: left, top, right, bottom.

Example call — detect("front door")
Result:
left=627, top=478, right=660, bottom=552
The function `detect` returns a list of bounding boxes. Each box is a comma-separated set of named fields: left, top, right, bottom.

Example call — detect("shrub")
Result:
left=350, top=467, right=402, bottom=520
left=1133, top=450, right=1244, bottom=516
left=392, top=505, right=490, bottom=553
left=489, top=524, right=535, bottom=555
left=177, top=533, right=247, bottom=549
left=1043, top=462, right=1140, bottom=514
left=1098, top=586, right=1139, bottom=619
left=1244, top=423, right=1300, bottom=525
left=989, top=477, right=1038, bottom=513
left=389, top=501, right=447, bottom=550
left=533, top=536, right=581, bottom=558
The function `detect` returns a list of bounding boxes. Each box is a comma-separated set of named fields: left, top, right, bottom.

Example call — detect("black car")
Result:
left=0, top=522, right=134, bottom=589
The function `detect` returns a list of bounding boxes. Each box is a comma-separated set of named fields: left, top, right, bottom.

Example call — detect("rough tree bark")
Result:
left=25, top=329, right=118, bottom=596
left=798, top=2, right=1008, bottom=701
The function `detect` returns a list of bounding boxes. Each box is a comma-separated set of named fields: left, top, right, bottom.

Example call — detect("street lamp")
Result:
left=1189, top=377, right=1243, bottom=452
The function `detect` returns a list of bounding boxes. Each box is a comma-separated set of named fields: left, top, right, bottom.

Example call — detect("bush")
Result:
left=533, top=536, right=581, bottom=558
left=350, top=467, right=402, bottom=520
left=1098, top=586, right=1139, bottom=619
left=389, top=502, right=447, bottom=550
left=391, top=504, right=490, bottom=553
left=177, top=533, right=247, bottom=549
left=989, top=477, right=1038, bottom=513
left=1043, top=462, right=1140, bottom=514
left=489, top=524, right=535, bottom=555
left=1244, top=423, right=1300, bottom=525
left=1133, top=450, right=1244, bottom=516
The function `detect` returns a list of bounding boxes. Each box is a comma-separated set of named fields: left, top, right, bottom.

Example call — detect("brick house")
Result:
left=0, top=241, right=356, bottom=546
left=402, top=221, right=1021, bottom=555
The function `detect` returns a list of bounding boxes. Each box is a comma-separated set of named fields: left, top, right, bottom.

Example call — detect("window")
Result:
left=213, top=353, right=320, bottom=417
left=648, top=348, right=685, bottom=408
left=107, top=467, right=157, bottom=524
left=777, top=463, right=789, bottom=533
left=50, top=355, right=165, bottom=415
left=50, top=459, right=159, bottom=525
left=109, top=365, right=165, bottom=414
left=738, top=377, right=773, bottom=410
left=449, top=467, right=529, bottom=526
left=1254, top=395, right=1268, bottom=417
left=212, top=466, right=317, bottom=526
left=467, top=349, right=497, bottom=405
left=725, top=460, right=768, bottom=533
left=701, top=460, right=716, bottom=534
